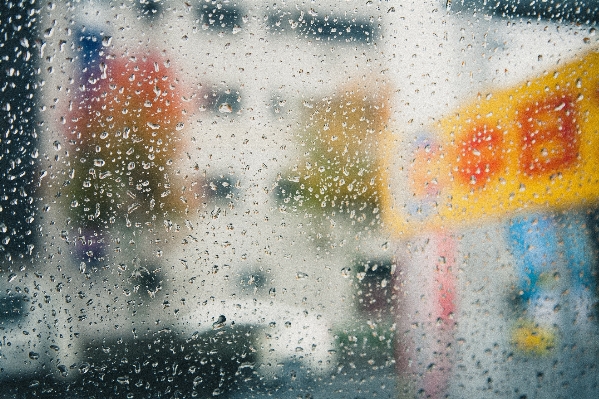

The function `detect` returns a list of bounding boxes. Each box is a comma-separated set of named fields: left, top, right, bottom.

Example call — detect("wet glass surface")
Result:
left=0, top=1, right=598, bottom=398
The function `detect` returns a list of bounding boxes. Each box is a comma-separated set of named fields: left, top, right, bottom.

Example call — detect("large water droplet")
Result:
left=147, top=122, right=160, bottom=130
left=296, top=272, right=309, bottom=280
left=212, top=315, right=226, bottom=329
left=57, top=364, right=68, bottom=377
left=117, top=376, right=129, bottom=385
left=218, top=103, right=233, bottom=113
left=79, top=362, right=90, bottom=374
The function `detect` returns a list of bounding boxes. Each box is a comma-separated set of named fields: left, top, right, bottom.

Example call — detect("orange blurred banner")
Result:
left=381, top=50, right=599, bottom=236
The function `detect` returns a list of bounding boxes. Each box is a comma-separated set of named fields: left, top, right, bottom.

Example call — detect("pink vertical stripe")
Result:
left=424, top=231, right=457, bottom=398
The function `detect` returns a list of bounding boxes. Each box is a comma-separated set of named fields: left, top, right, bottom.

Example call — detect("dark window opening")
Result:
left=0, top=295, right=27, bottom=323
left=198, top=4, right=243, bottom=32
left=268, top=11, right=377, bottom=43
left=450, top=0, right=599, bottom=24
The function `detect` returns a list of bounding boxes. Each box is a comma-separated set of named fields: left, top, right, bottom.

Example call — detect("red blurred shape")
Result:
left=519, top=94, right=578, bottom=176
left=457, top=123, right=504, bottom=188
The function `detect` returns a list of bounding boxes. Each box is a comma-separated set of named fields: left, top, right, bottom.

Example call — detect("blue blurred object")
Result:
left=508, top=214, right=559, bottom=303
left=76, top=27, right=105, bottom=85
left=508, top=211, right=596, bottom=325
left=79, top=29, right=103, bottom=66
left=561, top=212, right=596, bottom=295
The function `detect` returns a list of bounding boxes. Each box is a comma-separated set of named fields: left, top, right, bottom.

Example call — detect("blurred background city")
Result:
left=1, top=0, right=598, bottom=397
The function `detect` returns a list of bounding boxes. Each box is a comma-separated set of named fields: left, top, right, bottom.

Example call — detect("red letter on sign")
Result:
left=519, top=94, right=578, bottom=176
left=457, top=124, right=504, bottom=188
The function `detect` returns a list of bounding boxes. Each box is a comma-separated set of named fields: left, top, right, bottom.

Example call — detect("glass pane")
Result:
left=0, top=1, right=597, bottom=397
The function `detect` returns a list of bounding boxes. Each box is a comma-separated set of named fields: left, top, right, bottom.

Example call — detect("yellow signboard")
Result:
left=381, top=51, right=599, bottom=236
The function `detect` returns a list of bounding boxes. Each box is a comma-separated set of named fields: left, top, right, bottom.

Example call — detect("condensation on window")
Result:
left=0, top=1, right=598, bottom=398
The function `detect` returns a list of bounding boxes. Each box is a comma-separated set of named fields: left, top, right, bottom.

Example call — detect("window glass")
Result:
left=1, top=1, right=598, bottom=397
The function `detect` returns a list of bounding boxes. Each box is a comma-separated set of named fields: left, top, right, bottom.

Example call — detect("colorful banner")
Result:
left=381, top=51, right=599, bottom=236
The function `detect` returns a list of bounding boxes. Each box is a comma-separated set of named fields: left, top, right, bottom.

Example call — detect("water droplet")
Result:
left=29, top=352, right=40, bottom=360
left=58, top=364, right=68, bottom=377
left=53, top=141, right=61, bottom=151
left=79, top=362, right=90, bottom=374
left=147, top=121, right=160, bottom=130
left=341, top=268, right=351, bottom=278
left=117, top=376, right=129, bottom=385
left=296, top=272, right=308, bottom=280
left=218, top=103, right=233, bottom=113
left=94, top=159, right=105, bottom=167
left=212, top=315, right=226, bottom=329
left=79, top=262, right=86, bottom=274
left=99, top=62, right=107, bottom=79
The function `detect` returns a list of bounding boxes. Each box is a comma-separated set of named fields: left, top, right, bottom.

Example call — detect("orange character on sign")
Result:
left=519, top=93, right=579, bottom=176
left=456, top=123, right=504, bottom=188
